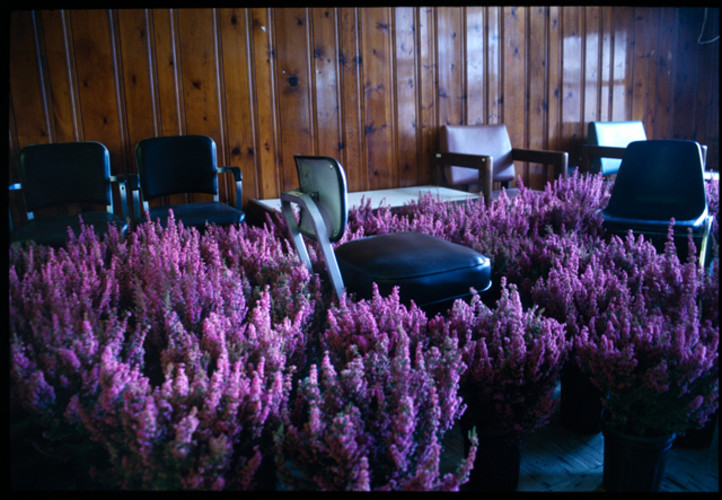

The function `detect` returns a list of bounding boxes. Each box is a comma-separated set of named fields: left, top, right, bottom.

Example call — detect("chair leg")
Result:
left=281, top=193, right=346, bottom=300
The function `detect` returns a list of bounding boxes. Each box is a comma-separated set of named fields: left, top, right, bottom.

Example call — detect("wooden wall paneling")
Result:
left=598, top=7, right=613, bottom=123
left=528, top=6, right=550, bottom=189
left=486, top=7, right=503, bottom=126
left=359, top=7, right=396, bottom=191
left=502, top=6, right=529, bottom=187
left=273, top=8, right=314, bottom=193
left=417, top=6, right=437, bottom=185
left=310, top=7, right=343, bottom=162
left=250, top=8, right=280, bottom=200
left=149, top=9, right=182, bottom=138
left=435, top=6, right=464, bottom=128
left=610, top=6, right=634, bottom=122
left=583, top=6, right=601, bottom=127
left=393, top=6, right=419, bottom=187
left=631, top=8, right=653, bottom=133
left=464, top=6, right=486, bottom=127
left=9, top=11, right=50, bottom=149
left=41, top=10, right=80, bottom=144
left=70, top=11, right=122, bottom=149
left=560, top=6, right=583, bottom=154
left=547, top=6, right=564, bottom=156
left=117, top=9, right=156, bottom=176
left=337, top=7, right=364, bottom=192
left=219, top=8, right=259, bottom=205
left=652, top=8, right=676, bottom=141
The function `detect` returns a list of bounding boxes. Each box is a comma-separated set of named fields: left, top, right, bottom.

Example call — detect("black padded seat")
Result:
left=336, top=231, right=492, bottom=309
left=148, top=201, right=246, bottom=228
left=10, top=212, right=127, bottom=246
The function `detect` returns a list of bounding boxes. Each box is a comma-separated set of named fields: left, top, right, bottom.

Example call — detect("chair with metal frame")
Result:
left=601, top=139, right=713, bottom=269
left=281, top=155, right=492, bottom=314
left=434, top=124, right=569, bottom=201
left=9, top=141, right=131, bottom=247
left=133, top=135, right=245, bottom=229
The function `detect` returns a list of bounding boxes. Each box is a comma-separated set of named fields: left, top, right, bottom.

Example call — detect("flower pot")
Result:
left=560, top=362, right=603, bottom=434
left=675, top=410, right=718, bottom=449
left=602, top=423, right=676, bottom=491
left=462, top=430, right=521, bottom=491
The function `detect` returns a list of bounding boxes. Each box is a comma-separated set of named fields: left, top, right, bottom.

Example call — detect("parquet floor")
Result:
left=441, top=385, right=719, bottom=492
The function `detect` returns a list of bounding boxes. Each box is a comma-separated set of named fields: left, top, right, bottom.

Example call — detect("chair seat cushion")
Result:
left=11, top=212, right=128, bottom=246
left=335, top=231, right=492, bottom=309
left=149, top=201, right=245, bottom=228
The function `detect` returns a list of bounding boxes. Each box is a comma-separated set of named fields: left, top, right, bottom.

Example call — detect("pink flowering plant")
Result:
left=272, top=286, right=476, bottom=491
left=443, top=280, right=568, bottom=444
left=532, top=230, right=719, bottom=437
left=10, top=216, right=318, bottom=489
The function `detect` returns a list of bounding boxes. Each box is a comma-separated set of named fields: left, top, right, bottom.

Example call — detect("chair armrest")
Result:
left=580, top=145, right=626, bottom=174
left=122, top=173, right=142, bottom=223
left=511, top=148, right=569, bottom=180
left=9, top=183, right=23, bottom=233
left=218, top=166, right=243, bottom=211
left=109, top=174, right=131, bottom=220
left=434, top=152, right=494, bottom=200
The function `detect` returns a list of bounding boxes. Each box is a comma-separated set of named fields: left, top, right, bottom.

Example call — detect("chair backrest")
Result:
left=18, top=141, right=112, bottom=212
left=293, top=155, right=348, bottom=243
left=587, top=121, right=647, bottom=175
left=440, top=124, right=516, bottom=186
left=135, top=135, right=219, bottom=200
left=604, top=140, right=707, bottom=222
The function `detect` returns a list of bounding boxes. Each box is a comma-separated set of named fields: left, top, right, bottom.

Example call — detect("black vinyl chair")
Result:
left=9, top=141, right=130, bottom=246
left=601, top=140, right=713, bottom=268
left=133, top=135, right=245, bottom=229
left=434, top=124, right=569, bottom=201
left=281, top=155, right=492, bottom=314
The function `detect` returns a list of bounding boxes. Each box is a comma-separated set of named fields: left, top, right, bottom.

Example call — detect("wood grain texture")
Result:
left=8, top=7, right=719, bottom=222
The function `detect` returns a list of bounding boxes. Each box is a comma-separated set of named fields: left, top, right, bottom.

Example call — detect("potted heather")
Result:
left=272, top=287, right=477, bottom=491
left=563, top=235, right=719, bottom=491
left=444, top=280, right=568, bottom=491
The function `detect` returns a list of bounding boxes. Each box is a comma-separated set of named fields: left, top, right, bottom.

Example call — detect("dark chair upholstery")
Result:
left=281, top=155, right=492, bottom=313
left=434, top=124, right=568, bottom=201
left=133, top=135, right=245, bottom=229
left=601, top=140, right=713, bottom=268
left=9, top=141, right=130, bottom=246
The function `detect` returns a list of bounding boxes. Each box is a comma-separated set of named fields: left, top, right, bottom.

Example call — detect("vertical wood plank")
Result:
left=249, top=7, right=279, bottom=199
left=528, top=6, right=549, bottom=187
left=417, top=6, right=437, bottom=184
left=310, top=7, right=343, bottom=161
left=40, top=10, right=80, bottom=143
left=465, top=6, right=486, bottom=126
left=359, top=7, right=396, bottom=190
left=274, top=7, right=314, bottom=193
left=10, top=10, right=51, bottom=147
left=219, top=8, right=259, bottom=203
left=436, top=6, right=464, bottom=127
left=338, top=7, right=364, bottom=191
left=393, top=6, right=418, bottom=187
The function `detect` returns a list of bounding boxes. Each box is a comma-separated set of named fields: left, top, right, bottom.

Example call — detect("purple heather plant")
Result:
left=532, top=229, right=719, bottom=437
left=9, top=217, right=314, bottom=489
left=273, top=287, right=476, bottom=491
left=444, top=280, right=568, bottom=444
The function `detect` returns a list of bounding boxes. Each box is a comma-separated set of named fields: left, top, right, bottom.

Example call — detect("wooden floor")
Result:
left=441, top=384, right=719, bottom=492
